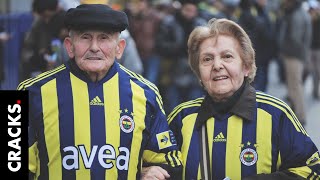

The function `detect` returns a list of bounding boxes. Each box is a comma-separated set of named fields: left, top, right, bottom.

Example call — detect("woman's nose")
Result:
left=212, top=58, right=223, bottom=71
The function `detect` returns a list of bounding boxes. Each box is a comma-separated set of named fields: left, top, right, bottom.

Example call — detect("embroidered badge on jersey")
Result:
left=156, top=130, right=177, bottom=150
left=119, top=115, right=135, bottom=133
left=240, top=148, right=258, bottom=166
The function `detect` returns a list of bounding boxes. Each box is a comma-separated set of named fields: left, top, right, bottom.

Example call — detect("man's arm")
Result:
left=142, top=100, right=182, bottom=179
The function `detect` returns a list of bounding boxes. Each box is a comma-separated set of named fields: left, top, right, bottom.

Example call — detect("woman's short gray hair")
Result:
left=187, top=18, right=256, bottom=82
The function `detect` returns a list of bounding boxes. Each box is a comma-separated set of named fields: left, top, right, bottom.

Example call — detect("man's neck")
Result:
left=86, top=71, right=108, bottom=82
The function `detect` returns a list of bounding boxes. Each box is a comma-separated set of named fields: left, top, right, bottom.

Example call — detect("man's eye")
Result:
left=82, top=35, right=90, bottom=39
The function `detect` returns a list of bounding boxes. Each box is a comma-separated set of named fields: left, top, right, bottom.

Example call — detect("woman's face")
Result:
left=198, top=34, right=249, bottom=101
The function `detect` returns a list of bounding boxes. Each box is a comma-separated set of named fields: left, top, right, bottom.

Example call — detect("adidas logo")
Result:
left=90, top=96, right=104, bottom=106
left=213, top=132, right=226, bottom=142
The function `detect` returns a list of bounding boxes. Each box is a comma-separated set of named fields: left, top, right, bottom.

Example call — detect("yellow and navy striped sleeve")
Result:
left=17, top=65, right=66, bottom=179
left=257, top=92, right=320, bottom=179
left=120, top=65, right=183, bottom=177
left=167, top=98, right=203, bottom=180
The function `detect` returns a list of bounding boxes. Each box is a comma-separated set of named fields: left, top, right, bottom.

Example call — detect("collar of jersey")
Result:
left=195, top=81, right=256, bottom=129
left=67, top=59, right=118, bottom=85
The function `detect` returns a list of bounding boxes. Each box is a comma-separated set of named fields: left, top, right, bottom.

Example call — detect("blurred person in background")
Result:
left=126, top=0, right=161, bottom=84
left=214, top=0, right=240, bottom=21
left=308, top=0, right=320, bottom=99
left=20, top=0, right=68, bottom=80
left=0, top=26, right=10, bottom=89
left=156, top=0, right=206, bottom=113
left=238, top=0, right=276, bottom=92
left=278, top=0, right=311, bottom=125
left=118, top=29, right=144, bottom=74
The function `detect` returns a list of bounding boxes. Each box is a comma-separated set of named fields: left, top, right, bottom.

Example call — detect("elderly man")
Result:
left=18, top=4, right=181, bottom=179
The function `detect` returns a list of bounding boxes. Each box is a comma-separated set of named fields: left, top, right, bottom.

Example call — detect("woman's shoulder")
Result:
left=167, top=97, right=204, bottom=123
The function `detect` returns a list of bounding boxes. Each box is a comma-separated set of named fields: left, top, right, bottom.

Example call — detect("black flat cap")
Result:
left=64, top=4, right=128, bottom=32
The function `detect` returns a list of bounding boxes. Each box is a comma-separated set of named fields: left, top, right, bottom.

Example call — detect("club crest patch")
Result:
left=240, top=148, right=258, bottom=166
left=119, top=115, right=134, bottom=133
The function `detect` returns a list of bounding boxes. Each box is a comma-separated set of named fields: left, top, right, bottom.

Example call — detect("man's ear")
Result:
left=64, top=37, right=75, bottom=59
left=115, top=39, right=126, bottom=60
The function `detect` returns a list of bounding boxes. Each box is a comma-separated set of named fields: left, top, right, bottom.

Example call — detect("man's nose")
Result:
left=89, top=39, right=100, bottom=52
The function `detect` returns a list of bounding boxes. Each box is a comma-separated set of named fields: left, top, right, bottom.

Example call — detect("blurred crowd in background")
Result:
left=0, top=0, right=320, bottom=116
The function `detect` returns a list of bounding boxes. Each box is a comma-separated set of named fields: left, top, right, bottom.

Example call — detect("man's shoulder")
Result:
left=17, top=64, right=67, bottom=91
left=119, top=64, right=158, bottom=92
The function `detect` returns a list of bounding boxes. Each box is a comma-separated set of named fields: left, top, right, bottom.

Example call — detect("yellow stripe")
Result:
left=256, top=98, right=303, bottom=134
left=256, top=93, right=306, bottom=134
left=288, top=166, right=312, bottom=178
left=29, top=142, right=38, bottom=174
left=41, top=79, right=62, bottom=180
left=181, top=114, right=197, bottom=179
left=226, top=115, right=243, bottom=179
left=70, top=73, right=90, bottom=180
left=119, top=65, right=165, bottom=114
left=168, top=103, right=202, bottom=124
left=256, top=93, right=307, bottom=135
left=206, top=117, right=214, bottom=175
left=170, top=151, right=180, bottom=167
left=276, top=152, right=281, bottom=170
left=18, top=65, right=65, bottom=90
left=197, top=164, right=201, bottom=180
left=174, top=150, right=182, bottom=166
left=103, top=73, right=120, bottom=178
left=142, top=150, right=168, bottom=165
left=93, top=97, right=98, bottom=103
left=256, top=108, right=272, bottom=174
left=129, top=80, right=146, bottom=178
left=18, top=65, right=66, bottom=90
left=167, top=98, right=204, bottom=121
left=181, top=113, right=197, bottom=180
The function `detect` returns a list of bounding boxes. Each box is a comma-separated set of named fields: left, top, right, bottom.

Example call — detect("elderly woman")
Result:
left=164, top=18, right=320, bottom=180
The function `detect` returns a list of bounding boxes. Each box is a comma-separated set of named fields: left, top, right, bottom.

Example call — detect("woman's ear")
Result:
left=115, top=39, right=126, bottom=60
left=64, top=37, right=75, bottom=59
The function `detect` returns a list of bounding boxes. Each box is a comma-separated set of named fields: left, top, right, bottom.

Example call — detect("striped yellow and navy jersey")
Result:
left=168, top=84, right=320, bottom=180
left=18, top=61, right=182, bottom=180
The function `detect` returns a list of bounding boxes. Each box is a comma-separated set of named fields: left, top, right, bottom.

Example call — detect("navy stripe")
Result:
left=241, top=112, right=257, bottom=177
left=118, top=69, right=133, bottom=179
left=89, top=83, right=106, bottom=179
left=271, top=113, right=285, bottom=172
left=185, top=129, right=200, bottom=179
left=57, top=71, right=76, bottom=180
left=38, top=88, right=49, bottom=180
left=212, top=115, right=227, bottom=180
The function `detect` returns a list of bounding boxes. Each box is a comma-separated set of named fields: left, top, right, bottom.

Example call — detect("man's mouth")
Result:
left=86, top=57, right=102, bottom=60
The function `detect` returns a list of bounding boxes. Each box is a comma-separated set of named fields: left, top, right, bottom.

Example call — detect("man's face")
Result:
left=64, top=30, right=125, bottom=75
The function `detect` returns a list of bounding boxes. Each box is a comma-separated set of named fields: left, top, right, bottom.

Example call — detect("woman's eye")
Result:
left=204, top=57, right=212, bottom=62
left=224, top=54, right=233, bottom=59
